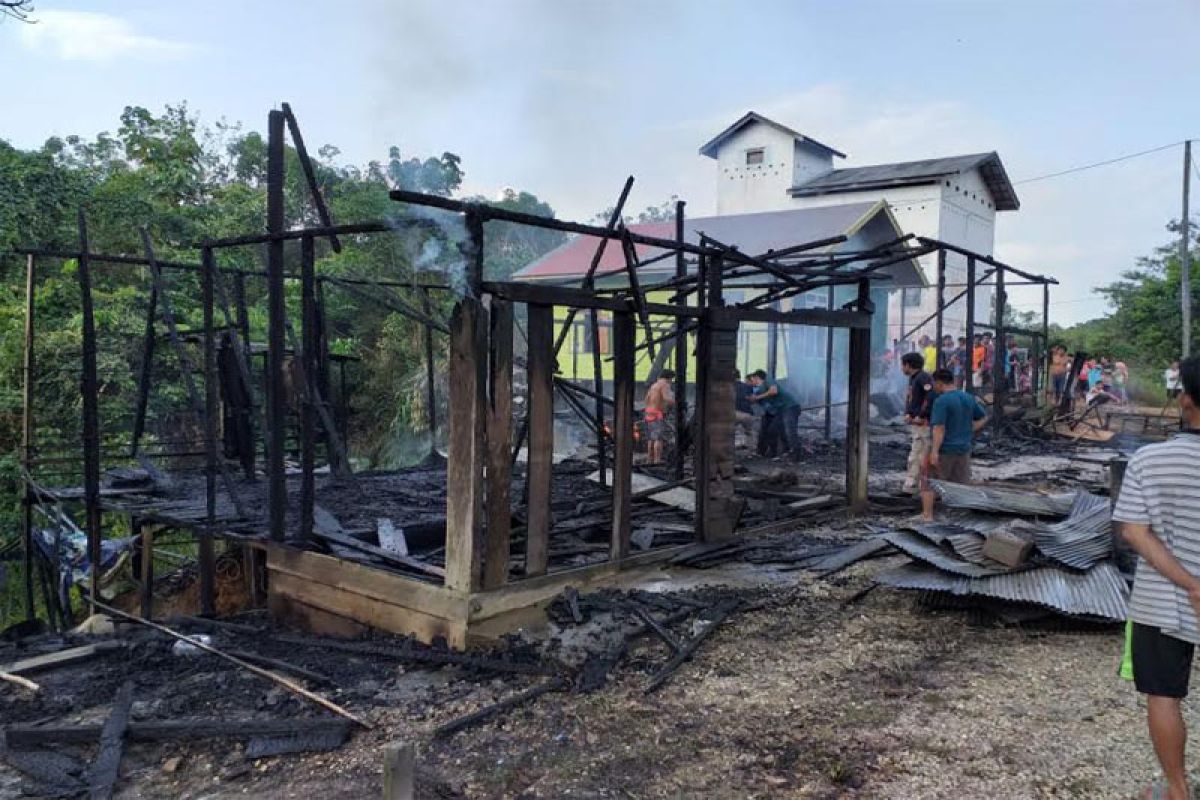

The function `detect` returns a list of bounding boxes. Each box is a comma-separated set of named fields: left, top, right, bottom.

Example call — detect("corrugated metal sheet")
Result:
left=882, top=530, right=1012, bottom=577
left=1034, top=493, right=1112, bottom=570
left=876, top=561, right=1128, bottom=621
left=931, top=481, right=1077, bottom=518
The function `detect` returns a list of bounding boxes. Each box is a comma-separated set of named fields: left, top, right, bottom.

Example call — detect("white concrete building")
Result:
left=699, top=112, right=1020, bottom=344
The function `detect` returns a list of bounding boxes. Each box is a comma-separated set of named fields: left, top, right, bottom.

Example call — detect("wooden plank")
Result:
left=525, top=303, right=554, bottom=577
left=138, top=523, right=153, bottom=619
left=846, top=280, right=872, bottom=511
left=87, top=680, right=133, bottom=800
left=610, top=311, right=635, bottom=561
left=1, top=641, right=123, bottom=676
left=468, top=543, right=691, bottom=622
left=484, top=299, right=514, bottom=589
left=309, top=527, right=445, bottom=579
left=586, top=471, right=696, bottom=513
left=483, top=280, right=630, bottom=312
left=271, top=571, right=466, bottom=648
left=445, top=299, right=488, bottom=593
left=266, top=544, right=466, bottom=620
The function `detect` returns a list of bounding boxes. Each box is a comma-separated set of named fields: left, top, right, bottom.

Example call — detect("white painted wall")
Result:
left=709, top=117, right=1007, bottom=345
left=715, top=124, right=833, bottom=215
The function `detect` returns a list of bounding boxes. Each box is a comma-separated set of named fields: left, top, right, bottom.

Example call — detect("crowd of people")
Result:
left=886, top=332, right=1036, bottom=395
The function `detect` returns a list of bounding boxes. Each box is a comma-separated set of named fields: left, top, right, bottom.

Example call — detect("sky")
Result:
left=2, top=0, right=1198, bottom=324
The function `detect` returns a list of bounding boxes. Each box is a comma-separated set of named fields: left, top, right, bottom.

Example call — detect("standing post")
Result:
left=77, top=212, right=102, bottom=613
left=1041, top=281, right=1051, bottom=405
left=673, top=201, right=687, bottom=481
left=964, top=257, right=976, bottom=394
left=445, top=213, right=487, bottom=593
left=1182, top=139, right=1192, bottom=357
left=610, top=311, right=635, bottom=561
left=483, top=299, right=513, bottom=589
left=589, top=308, right=606, bottom=487
left=21, top=254, right=36, bottom=621
left=992, top=267, right=1007, bottom=435
left=899, top=288, right=907, bottom=350
left=266, top=108, right=287, bottom=542
left=824, top=285, right=835, bottom=440
left=524, top=304, right=554, bottom=577
left=846, top=279, right=872, bottom=512
left=934, top=249, right=946, bottom=369
left=420, top=287, right=438, bottom=452
left=299, top=236, right=317, bottom=544
left=231, top=271, right=257, bottom=476
left=200, top=247, right=218, bottom=616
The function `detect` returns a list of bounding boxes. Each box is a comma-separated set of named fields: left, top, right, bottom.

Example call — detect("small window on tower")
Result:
left=745, top=148, right=764, bottom=166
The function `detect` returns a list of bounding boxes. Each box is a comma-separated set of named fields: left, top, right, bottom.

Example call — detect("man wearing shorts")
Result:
left=642, top=369, right=675, bottom=465
left=920, top=368, right=987, bottom=521
left=899, top=351, right=933, bottom=493
left=1114, top=356, right=1200, bottom=800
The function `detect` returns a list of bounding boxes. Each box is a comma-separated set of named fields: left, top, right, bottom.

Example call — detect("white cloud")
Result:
left=17, top=10, right=199, bottom=62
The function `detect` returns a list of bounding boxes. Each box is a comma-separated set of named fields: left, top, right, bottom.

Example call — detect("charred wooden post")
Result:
left=138, top=522, right=153, bottom=620
left=589, top=308, right=606, bottom=488
left=934, top=249, right=947, bottom=368
left=231, top=271, right=257, bottom=474
left=846, top=279, right=872, bottom=511
left=266, top=108, right=287, bottom=541
left=673, top=200, right=688, bottom=481
left=419, top=286, right=438, bottom=449
left=964, top=256, right=976, bottom=393
left=21, top=254, right=36, bottom=620
left=130, top=264, right=158, bottom=458
left=694, top=256, right=739, bottom=542
left=77, top=211, right=103, bottom=613
left=1041, top=281, right=1051, bottom=406
left=992, top=266, right=1007, bottom=434
left=445, top=212, right=488, bottom=593
left=299, top=236, right=317, bottom=544
left=824, top=285, right=835, bottom=440
left=525, top=303, right=554, bottom=577
left=610, top=310, right=635, bottom=560
left=281, top=103, right=341, bottom=253
left=483, top=298, right=513, bottom=589
left=200, top=247, right=218, bottom=616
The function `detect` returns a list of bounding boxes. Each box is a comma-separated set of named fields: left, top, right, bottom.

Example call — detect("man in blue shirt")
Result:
left=920, top=368, right=988, bottom=521
left=748, top=370, right=799, bottom=458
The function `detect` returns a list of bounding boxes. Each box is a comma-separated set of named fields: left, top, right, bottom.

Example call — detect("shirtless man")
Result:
left=643, top=369, right=676, bottom=465
left=1049, top=345, right=1069, bottom=404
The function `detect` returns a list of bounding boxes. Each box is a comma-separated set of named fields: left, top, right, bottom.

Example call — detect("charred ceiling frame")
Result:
left=9, top=101, right=1052, bottom=646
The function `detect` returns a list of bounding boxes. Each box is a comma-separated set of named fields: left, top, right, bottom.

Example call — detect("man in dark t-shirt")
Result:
left=900, top=352, right=932, bottom=493
left=920, top=369, right=987, bottom=520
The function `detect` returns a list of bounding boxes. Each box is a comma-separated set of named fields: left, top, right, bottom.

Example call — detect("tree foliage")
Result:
left=0, top=104, right=568, bottom=614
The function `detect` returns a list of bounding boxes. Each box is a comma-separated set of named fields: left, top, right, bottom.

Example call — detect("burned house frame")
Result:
left=10, top=104, right=1056, bottom=647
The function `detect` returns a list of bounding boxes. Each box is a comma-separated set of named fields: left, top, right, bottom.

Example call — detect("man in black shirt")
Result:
left=900, top=352, right=933, bottom=493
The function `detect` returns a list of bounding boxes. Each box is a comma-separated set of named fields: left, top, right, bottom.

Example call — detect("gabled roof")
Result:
left=789, top=151, right=1020, bottom=211
left=512, top=200, right=924, bottom=287
left=698, top=111, right=846, bottom=160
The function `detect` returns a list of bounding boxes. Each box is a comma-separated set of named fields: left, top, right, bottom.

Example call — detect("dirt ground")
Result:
left=54, top=553, right=1171, bottom=800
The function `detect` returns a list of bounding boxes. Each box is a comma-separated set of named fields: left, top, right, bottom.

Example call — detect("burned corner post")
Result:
left=846, top=278, right=873, bottom=512
left=266, top=107, right=287, bottom=542
left=77, top=210, right=103, bottom=613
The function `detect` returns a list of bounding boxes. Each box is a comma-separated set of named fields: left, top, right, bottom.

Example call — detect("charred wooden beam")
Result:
left=86, top=680, right=133, bottom=800
left=433, top=677, right=568, bottom=738
left=483, top=298, right=514, bottom=589
left=281, top=102, right=342, bottom=253
left=610, top=311, right=635, bottom=561
left=77, top=210, right=103, bottom=613
left=266, top=108, right=287, bottom=542
left=643, top=602, right=737, bottom=694
left=525, top=303, right=554, bottom=577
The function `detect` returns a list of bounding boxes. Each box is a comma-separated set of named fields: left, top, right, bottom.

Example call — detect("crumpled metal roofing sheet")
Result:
left=1034, top=493, right=1113, bottom=570
left=882, top=530, right=1013, bottom=577
left=931, top=481, right=1077, bottom=518
left=876, top=561, right=1128, bottom=621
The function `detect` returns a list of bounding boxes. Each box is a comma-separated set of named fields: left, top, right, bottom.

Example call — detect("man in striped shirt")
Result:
left=1115, top=355, right=1200, bottom=800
